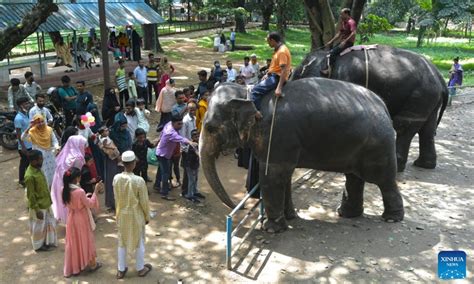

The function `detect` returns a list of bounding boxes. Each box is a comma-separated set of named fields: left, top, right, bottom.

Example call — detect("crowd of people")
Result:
left=9, top=40, right=280, bottom=278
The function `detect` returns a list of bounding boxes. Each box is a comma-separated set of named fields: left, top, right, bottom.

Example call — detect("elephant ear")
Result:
left=228, top=98, right=257, bottom=142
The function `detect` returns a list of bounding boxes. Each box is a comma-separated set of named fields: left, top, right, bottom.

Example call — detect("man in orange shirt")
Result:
left=250, top=32, right=291, bottom=119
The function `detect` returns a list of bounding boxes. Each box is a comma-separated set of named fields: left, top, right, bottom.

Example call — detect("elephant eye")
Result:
left=206, top=124, right=218, bottom=133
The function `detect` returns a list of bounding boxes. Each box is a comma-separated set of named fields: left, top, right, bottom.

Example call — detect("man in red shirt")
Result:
left=321, top=8, right=357, bottom=75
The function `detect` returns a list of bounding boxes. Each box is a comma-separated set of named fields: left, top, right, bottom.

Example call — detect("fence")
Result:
left=225, top=183, right=264, bottom=270
left=4, top=21, right=230, bottom=59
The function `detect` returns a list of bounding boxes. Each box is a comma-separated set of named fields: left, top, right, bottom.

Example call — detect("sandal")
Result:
left=116, top=267, right=128, bottom=279
left=138, top=263, right=152, bottom=277
left=89, top=262, right=102, bottom=273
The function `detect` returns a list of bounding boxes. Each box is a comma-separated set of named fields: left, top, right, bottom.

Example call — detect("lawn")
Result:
left=197, top=28, right=474, bottom=85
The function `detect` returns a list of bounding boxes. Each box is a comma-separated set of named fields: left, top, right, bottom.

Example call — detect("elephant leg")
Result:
left=260, top=166, right=292, bottom=233
left=414, top=107, right=438, bottom=169
left=337, top=173, right=364, bottom=218
left=393, top=117, right=422, bottom=172
left=378, top=179, right=404, bottom=222
left=284, top=177, right=297, bottom=220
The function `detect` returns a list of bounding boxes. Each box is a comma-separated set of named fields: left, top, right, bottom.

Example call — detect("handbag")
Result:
left=147, top=147, right=159, bottom=167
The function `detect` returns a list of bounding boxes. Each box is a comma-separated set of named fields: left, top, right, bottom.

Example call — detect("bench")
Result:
left=0, top=56, right=58, bottom=81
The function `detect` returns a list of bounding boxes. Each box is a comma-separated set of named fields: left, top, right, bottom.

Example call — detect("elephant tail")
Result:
left=436, top=84, right=449, bottom=126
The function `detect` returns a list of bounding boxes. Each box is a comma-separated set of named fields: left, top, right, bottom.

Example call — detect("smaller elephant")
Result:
left=200, top=78, right=404, bottom=233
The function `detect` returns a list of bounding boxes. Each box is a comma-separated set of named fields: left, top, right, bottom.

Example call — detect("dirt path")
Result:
left=0, top=39, right=473, bottom=283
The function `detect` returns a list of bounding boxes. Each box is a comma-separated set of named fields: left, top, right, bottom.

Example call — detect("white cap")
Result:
left=250, top=54, right=257, bottom=58
left=121, top=151, right=136, bottom=162
left=47, top=87, right=56, bottom=95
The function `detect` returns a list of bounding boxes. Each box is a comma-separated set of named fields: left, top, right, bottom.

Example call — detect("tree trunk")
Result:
left=142, top=24, right=163, bottom=53
left=417, top=25, right=426, bottom=48
left=350, top=0, right=366, bottom=24
left=187, top=0, right=191, bottom=22
left=303, top=0, right=336, bottom=51
left=235, top=0, right=247, bottom=33
left=276, top=0, right=287, bottom=37
left=0, top=0, right=58, bottom=60
left=261, top=0, right=274, bottom=31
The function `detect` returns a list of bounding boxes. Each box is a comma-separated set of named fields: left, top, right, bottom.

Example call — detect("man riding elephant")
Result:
left=250, top=32, right=291, bottom=120
left=320, top=8, right=357, bottom=76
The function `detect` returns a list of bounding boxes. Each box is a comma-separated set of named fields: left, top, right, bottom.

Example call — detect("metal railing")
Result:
left=225, top=183, right=264, bottom=270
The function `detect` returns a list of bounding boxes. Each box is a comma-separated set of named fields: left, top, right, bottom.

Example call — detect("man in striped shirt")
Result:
left=115, top=59, right=129, bottom=109
left=147, top=53, right=160, bottom=105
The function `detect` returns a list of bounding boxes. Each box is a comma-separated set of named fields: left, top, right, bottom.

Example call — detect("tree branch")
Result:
left=0, top=0, right=58, bottom=60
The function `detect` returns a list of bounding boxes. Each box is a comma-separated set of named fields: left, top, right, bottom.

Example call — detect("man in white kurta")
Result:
left=113, top=151, right=152, bottom=278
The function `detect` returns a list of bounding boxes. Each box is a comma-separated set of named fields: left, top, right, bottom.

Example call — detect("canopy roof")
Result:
left=0, top=0, right=165, bottom=32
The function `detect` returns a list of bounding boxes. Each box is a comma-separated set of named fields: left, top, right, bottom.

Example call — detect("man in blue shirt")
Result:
left=134, top=60, right=148, bottom=108
left=75, top=81, right=93, bottom=115
left=57, top=75, right=77, bottom=127
left=14, top=97, right=33, bottom=187
left=230, top=28, right=236, bottom=51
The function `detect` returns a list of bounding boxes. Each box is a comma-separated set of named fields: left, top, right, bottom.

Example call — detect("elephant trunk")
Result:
left=200, top=128, right=236, bottom=209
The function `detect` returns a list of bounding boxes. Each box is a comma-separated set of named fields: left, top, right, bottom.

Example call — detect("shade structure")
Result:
left=0, top=0, right=165, bottom=32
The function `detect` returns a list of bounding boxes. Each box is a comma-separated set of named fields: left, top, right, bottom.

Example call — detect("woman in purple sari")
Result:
left=448, top=57, right=463, bottom=106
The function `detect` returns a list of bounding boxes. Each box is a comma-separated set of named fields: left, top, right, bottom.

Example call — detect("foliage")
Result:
left=366, top=0, right=414, bottom=24
left=434, top=0, right=473, bottom=23
left=358, top=14, right=393, bottom=42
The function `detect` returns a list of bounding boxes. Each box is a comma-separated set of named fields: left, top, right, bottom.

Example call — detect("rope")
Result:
left=265, top=97, right=279, bottom=176
left=364, top=48, right=369, bottom=88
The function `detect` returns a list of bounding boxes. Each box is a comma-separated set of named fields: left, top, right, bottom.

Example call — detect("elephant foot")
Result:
left=263, top=217, right=288, bottom=233
left=397, top=160, right=406, bottom=172
left=381, top=209, right=404, bottom=222
left=284, top=209, right=298, bottom=220
left=413, top=158, right=436, bottom=169
left=337, top=204, right=364, bottom=218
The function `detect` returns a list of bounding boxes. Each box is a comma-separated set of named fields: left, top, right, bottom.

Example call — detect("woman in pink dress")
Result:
left=51, top=135, right=87, bottom=224
left=62, top=167, right=103, bottom=277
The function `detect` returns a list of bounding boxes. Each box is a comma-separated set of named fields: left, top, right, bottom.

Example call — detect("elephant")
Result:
left=200, top=78, right=404, bottom=233
left=291, top=45, right=449, bottom=172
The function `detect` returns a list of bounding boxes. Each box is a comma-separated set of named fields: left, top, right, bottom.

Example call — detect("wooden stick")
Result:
left=265, top=97, right=279, bottom=176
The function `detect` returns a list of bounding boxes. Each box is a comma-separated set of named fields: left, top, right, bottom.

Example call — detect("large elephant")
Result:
left=291, top=45, right=449, bottom=172
left=200, top=78, right=404, bottom=233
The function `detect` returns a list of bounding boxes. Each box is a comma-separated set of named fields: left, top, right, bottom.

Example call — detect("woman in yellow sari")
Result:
left=22, top=114, right=60, bottom=187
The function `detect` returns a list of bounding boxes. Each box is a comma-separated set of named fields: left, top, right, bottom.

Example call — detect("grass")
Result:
left=198, top=28, right=474, bottom=86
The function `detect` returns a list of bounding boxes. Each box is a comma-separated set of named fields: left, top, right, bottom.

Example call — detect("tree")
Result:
left=0, top=0, right=58, bottom=60
left=261, top=0, right=275, bottom=30
left=144, top=0, right=164, bottom=52
left=302, top=0, right=366, bottom=51
left=235, top=0, right=247, bottom=32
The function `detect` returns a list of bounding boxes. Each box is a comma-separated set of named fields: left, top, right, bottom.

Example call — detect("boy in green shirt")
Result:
left=25, top=150, right=57, bottom=251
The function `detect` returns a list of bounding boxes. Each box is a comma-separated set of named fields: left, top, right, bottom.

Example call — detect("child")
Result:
left=81, top=154, right=98, bottom=194
left=182, top=130, right=201, bottom=203
left=135, top=98, right=150, bottom=133
left=132, top=128, right=156, bottom=182
left=25, top=150, right=58, bottom=251
left=62, top=167, right=103, bottom=278
left=128, top=71, right=138, bottom=101
left=98, top=126, right=120, bottom=161
left=113, top=151, right=152, bottom=279
left=196, top=91, right=209, bottom=132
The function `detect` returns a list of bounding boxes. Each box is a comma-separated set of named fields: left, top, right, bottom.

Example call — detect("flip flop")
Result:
left=89, top=262, right=102, bottom=273
left=138, top=263, right=152, bottom=277
left=116, top=267, right=128, bottom=279
left=161, top=196, right=176, bottom=201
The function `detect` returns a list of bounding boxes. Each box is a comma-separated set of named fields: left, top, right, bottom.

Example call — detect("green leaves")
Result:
left=358, top=14, right=392, bottom=43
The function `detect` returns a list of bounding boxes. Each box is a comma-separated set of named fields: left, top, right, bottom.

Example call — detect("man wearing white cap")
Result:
left=250, top=54, right=260, bottom=85
left=113, top=151, right=152, bottom=279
